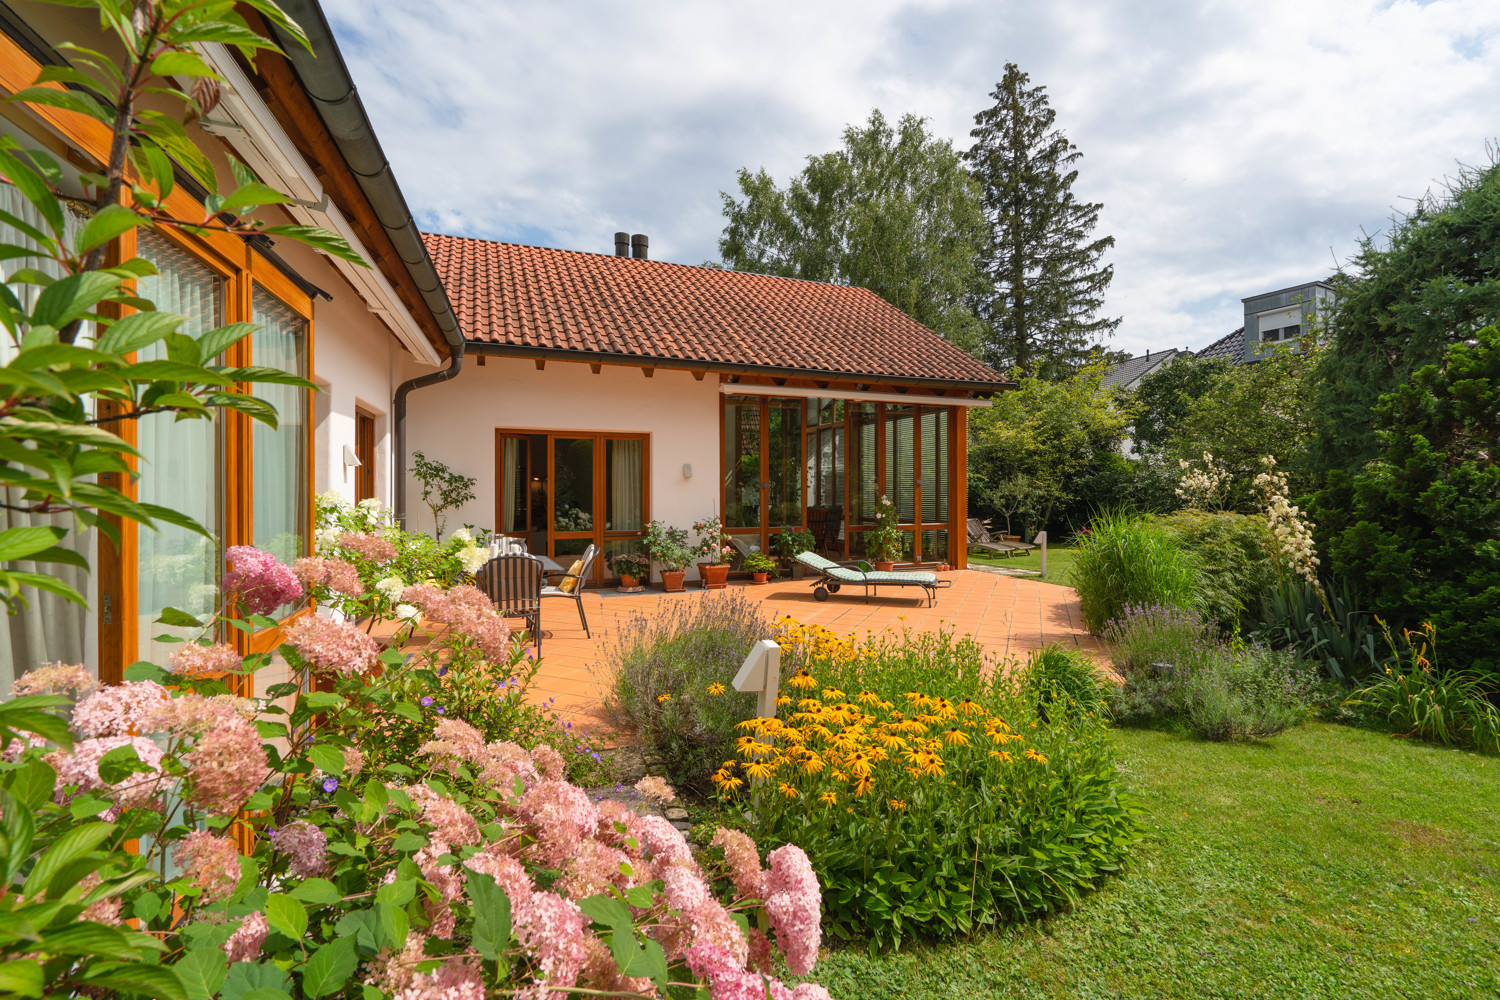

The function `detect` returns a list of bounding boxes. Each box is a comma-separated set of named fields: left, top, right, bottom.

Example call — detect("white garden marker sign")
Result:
left=732, top=638, right=782, bottom=719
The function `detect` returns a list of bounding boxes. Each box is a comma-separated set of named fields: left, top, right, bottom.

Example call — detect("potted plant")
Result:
left=692, top=514, right=734, bottom=590
left=743, top=552, right=778, bottom=584
left=610, top=550, right=651, bottom=592
left=644, top=520, right=693, bottom=593
left=771, top=524, right=817, bottom=578
left=867, top=494, right=904, bottom=571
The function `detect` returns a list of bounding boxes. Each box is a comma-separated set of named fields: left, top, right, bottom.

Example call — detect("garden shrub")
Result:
left=599, top=591, right=769, bottom=794
left=1070, top=510, right=1199, bottom=633
left=1154, top=510, right=1277, bottom=631
left=711, top=624, right=1139, bottom=947
left=1104, top=604, right=1321, bottom=741
left=1022, top=643, right=1112, bottom=722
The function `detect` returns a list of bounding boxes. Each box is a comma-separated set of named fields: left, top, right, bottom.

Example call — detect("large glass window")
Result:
left=723, top=396, right=762, bottom=530
left=604, top=438, right=644, bottom=532
left=497, top=435, right=529, bottom=534
left=251, top=288, right=308, bottom=617
left=552, top=438, right=594, bottom=534
left=135, top=231, right=224, bottom=662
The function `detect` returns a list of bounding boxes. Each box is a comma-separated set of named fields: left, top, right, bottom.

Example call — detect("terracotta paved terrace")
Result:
left=518, top=570, right=1104, bottom=724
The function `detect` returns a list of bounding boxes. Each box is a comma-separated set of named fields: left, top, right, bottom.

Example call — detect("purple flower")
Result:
left=437, top=665, right=448, bottom=677
left=420, top=696, right=433, bottom=707
left=436, top=706, right=446, bottom=715
left=322, top=777, right=339, bottom=793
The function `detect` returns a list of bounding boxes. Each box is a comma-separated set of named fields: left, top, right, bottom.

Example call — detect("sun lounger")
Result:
left=794, top=551, right=951, bottom=607
left=967, top=517, right=1037, bottom=558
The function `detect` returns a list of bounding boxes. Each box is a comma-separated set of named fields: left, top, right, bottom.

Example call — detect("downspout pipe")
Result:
left=265, top=0, right=467, bottom=525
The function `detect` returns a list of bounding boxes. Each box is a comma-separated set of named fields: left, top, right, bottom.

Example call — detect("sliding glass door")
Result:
left=722, top=395, right=804, bottom=564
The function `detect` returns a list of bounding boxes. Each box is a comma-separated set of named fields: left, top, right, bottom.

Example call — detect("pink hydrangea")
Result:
left=78, top=873, right=122, bottom=925
left=635, top=775, right=676, bottom=804
left=168, top=643, right=242, bottom=678
left=401, top=584, right=511, bottom=662
left=173, top=831, right=242, bottom=902
left=746, top=926, right=773, bottom=974
left=413, top=843, right=464, bottom=938
left=464, top=848, right=532, bottom=903
left=532, top=743, right=566, bottom=782
left=142, top=692, right=252, bottom=736
left=50, top=735, right=165, bottom=815
left=514, top=779, right=600, bottom=868
left=10, top=662, right=97, bottom=699
left=579, top=936, right=654, bottom=996
left=595, top=800, right=645, bottom=853
left=391, top=957, right=483, bottom=1000
left=409, top=785, right=481, bottom=849
left=638, top=814, right=695, bottom=876
left=791, top=984, right=833, bottom=1000
left=71, top=680, right=172, bottom=738
left=270, top=821, right=328, bottom=878
left=284, top=614, right=379, bottom=676
left=222, top=911, right=269, bottom=963
left=338, top=532, right=397, bottom=564
left=555, top=838, right=630, bottom=900
left=294, top=556, right=364, bottom=597
left=712, top=828, right=765, bottom=900
left=185, top=716, right=270, bottom=815
left=513, top=890, right=590, bottom=993
left=660, top=865, right=746, bottom=967
left=224, top=546, right=304, bottom=617
left=342, top=746, right=365, bottom=777
left=367, top=931, right=429, bottom=995
left=417, top=718, right=489, bottom=769
left=763, top=845, right=822, bottom=976
left=478, top=740, right=540, bottom=791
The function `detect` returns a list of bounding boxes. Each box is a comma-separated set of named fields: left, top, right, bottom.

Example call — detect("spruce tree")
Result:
left=966, top=64, right=1120, bottom=378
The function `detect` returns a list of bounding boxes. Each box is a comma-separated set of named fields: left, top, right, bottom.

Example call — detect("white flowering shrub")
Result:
left=1175, top=451, right=1234, bottom=510
left=1252, top=455, right=1321, bottom=589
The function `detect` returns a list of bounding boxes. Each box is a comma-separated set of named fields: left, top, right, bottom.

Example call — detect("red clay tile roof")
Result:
left=420, top=233, right=1008, bottom=390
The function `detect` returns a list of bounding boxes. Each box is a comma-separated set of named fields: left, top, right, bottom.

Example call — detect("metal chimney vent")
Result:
left=631, top=233, right=649, bottom=260
left=614, top=232, right=629, bottom=257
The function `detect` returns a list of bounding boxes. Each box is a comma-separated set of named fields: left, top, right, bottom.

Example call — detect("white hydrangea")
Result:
left=450, top=527, right=472, bottom=544
left=457, top=544, right=488, bottom=576
left=395, top=603, right=420, bottom=622
left=317, top=490, right=349, bottom=509
left=374, top=575, right=405, bottom=602
left=314, top=526, right=341, bottom=552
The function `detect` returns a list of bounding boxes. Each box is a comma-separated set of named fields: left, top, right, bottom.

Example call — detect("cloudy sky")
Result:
left=324, top=0, right=1500, bottom=358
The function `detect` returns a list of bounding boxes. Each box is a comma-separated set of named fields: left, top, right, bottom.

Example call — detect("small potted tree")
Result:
left=743, top=552, right=778, bottom=585
left=644, top=520, right=693, bottom=593
left=867, top=494, right=904, bottom=571
left=692, top=514, right=734, bottom=590
left=771, top=524, right=817, bottom=578
left=610, top=550, right=650, bottom=592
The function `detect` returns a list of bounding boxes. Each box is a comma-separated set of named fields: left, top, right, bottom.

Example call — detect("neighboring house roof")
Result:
left=420, top=234, right=1010, bottom=391
left=1102, top=349, right=1183, bottom=390
left=1195, top=327, right=1246, bottom=364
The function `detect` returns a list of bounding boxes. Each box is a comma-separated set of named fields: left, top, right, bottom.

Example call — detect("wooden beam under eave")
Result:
left=642, top=367, right=655, bottom=378
left=477, top=355, right=486, bottom=366
left=589, top=363, right=602, bottom=374
left=534, top=359, right=546, bottom=371
left=692, top=370, right=706, bottom=381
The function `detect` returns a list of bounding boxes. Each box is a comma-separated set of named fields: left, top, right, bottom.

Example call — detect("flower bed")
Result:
left=710, top=620, right=1139, bottom=947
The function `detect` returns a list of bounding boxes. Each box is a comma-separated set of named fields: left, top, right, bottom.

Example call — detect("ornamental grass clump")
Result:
left=1069, top=509, right=1200, bottom=634
left=712, top=623, right=1139, bottom=947
left=599, top=590, right=770, bottom=793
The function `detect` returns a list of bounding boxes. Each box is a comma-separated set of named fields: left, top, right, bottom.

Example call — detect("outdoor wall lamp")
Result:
left=342, top=444, right=361, bottom=469
left=683, top=463, right=693, bottom=479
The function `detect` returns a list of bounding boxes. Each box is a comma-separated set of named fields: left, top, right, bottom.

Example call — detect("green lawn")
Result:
left=966, top=541, right=1079, bottom=586
left=808, top=722, right=1500, bottom=999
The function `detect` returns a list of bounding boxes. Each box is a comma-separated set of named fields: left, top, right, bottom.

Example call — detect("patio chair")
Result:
left=477, top=553, right=544, bottom=651
left=967, top=517, right=1037, bottom=558
left=820, top=506, right=844, bottom=555
left=795, top=551, right=951, bottom=607
left=542, top=543, right=598, bottom=639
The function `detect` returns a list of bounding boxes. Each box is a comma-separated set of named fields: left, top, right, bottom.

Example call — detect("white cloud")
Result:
left=325, top=0, right=1500, bottom=357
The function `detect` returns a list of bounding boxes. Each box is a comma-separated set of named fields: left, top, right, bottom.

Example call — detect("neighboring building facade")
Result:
left=403, top=235, right=1011, bottom=582
left=0, top=0, right=462, bottom=691
left=1243, top=281, right=1335, bottom=362
left=1103, top=348, right=1189, bottom=458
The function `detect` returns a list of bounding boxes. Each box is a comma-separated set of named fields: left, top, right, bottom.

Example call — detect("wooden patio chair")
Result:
left=966, top=517, right=1037, bottom=558
left=542, top=543, right=598, bottom=639
left=477, top=553, right=544, bottom=651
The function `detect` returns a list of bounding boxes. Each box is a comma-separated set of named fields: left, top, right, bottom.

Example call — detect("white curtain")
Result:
left=500, top=437, right=520, bottom=533
left=0, top=184, right=94, bottom=694
left=134, top=231, right=223, bottom=663
left=250, top=288, right=307, bottom=615
left=608, top=439, right=643, bottom=532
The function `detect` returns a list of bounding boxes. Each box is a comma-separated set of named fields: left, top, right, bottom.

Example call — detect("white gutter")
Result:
left=718, top=382, right=992, bottom=408
left=192, top=44, right=441, bottom=366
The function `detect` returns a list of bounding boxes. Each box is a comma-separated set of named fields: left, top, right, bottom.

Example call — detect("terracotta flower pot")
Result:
left=752, top=571, right=769, bottom=584
left=661, top=570, right=687, bottom=593
left=698, top=562, right=730, bottom=590
left=619, top=573, right=638, bottom=588
left=874, top=560, right=895, bottom=572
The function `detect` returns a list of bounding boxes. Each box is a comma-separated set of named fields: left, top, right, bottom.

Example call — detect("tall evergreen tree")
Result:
left=966, top=64, right=1120, bottom=378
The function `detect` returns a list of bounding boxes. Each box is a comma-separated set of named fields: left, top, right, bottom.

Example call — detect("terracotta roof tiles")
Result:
left=420, top=233, right=1007, bottom=389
